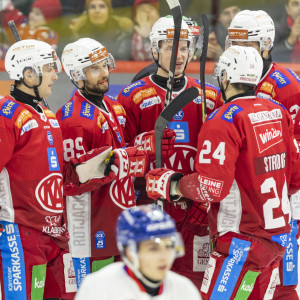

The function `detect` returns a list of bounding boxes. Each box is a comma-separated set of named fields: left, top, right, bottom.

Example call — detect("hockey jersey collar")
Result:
left=226, top=89, right=256, bottom=103
left=10, top=85, right=43, bottom=113
left=78, top=89, right=108, bottom=113
left=151, top=73, right=186, bottom=92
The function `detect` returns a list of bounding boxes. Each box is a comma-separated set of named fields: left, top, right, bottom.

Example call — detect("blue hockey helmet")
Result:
left=116, top=204, right=184, bottom=258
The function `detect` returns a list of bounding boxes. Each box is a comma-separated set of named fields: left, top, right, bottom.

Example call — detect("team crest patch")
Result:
left=221, top=104, right=243, bottom=123
left=121, top=80, right=146, bottom=96
left=270, top=71, right=290, bottom=88
left=0, top=100, right=19, bottom=119
left=80, top=102, right=95, bottom=120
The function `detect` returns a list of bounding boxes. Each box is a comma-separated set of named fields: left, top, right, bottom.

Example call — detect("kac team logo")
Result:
left=35, top=173, right=64, bottom=213
left=109, top=177, right=136, bottom=209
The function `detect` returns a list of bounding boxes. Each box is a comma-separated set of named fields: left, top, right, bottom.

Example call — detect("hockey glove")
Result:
left=105, top=146, right=148, bottom=180
left=133, top=129, right=176, bottom=157
left=75, top=146, right=113, bottom=183
left=188, top=201, right=209, bottom=226
left=146, top=168, right=183, bottom=202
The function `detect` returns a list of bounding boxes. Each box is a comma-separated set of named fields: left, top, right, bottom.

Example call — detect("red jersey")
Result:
left=188, top=96, right=300, bottom=243
left=0, top=96, right=68, bottom=248
left=118, top=75, right=220, bottom=175
left=56, top=90, right=136, bottom=258
left=256, top=63, right=300, bottom=121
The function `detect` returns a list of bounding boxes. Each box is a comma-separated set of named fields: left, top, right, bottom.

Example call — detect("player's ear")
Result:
left=125, top=247, right=134, bottom=263
left=152, top=48, right=159, bottom=61
left=23, top=68, right=38, bottom=85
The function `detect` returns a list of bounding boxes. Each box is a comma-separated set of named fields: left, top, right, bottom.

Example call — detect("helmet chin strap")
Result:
left=219, top=79, right=230, bottom=103
left=21, top=74, right=43, bottom=102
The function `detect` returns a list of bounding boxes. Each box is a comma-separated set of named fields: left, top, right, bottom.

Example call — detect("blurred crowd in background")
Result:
left=0, top=0, right=299, bottom=62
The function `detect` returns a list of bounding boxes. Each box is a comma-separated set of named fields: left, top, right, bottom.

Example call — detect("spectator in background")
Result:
left=131, top=0, right=159, bottom=61
left=70, top=0, right=133, bottom=60
left=207, top=3, right=240, bottom=61
left=273, top=0, right=300, bottom=62
left=1, top=0, right=61, bottom=50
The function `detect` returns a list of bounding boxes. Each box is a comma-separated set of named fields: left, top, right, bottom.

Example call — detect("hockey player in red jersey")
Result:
left=56, top=38, right=173, bottom=290
left=146, top=46, right=300, bottom=300
left=117, top=16, right=221, bottom=289
left=226, top=10, right=300, bottom=299
left=0, top=39, right=76, bottom=299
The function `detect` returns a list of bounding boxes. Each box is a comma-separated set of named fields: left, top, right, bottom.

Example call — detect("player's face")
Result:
left=232, top=41, right=261, bottom=53
left=38, top=63, right=59, bottom=98
left=138, top=237, right=175, bottom=281
left=28, top=7, right=47, bottom=28
left=83, top=60, right=110, bottom=95
left=286, top=0, right=300, bottom=21
left=156, top=40, right=189, bottom=78
left=88, top=0, right=109, bottom=26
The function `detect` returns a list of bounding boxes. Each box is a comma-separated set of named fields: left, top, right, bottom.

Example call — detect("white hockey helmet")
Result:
left=214, top=45, right=263, bottom=86
left=61, top=38, right=116, bottom=82
left=149, top=16, right=191, bottom=50
left=5, top=39, right=61, bottom=80
left=227, top=10, right=275, bottom=51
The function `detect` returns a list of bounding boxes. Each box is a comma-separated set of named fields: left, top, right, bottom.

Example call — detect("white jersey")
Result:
left=75, top=262, right=202, bottom=300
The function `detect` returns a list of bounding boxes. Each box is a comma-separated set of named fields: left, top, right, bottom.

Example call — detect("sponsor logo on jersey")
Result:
left=102, top=121, right=109, bottom=133
left=0, top=221, right=26, bottom=298
left=199, top=176, right=224, bottom=197
left=47, top=131, right=53, bottom=145
left=140, top=96, right=161, bottom=109
left=117, top=116, right=125, bottom=126
left=35, top=173, right=63, bottom=213
left=271, top=233, right=290, bottom=248
left=206, top=99, right=216, bottom=110
left=112, top=105, right=124, bottom=115
left=95, top=231, right=105, bottom=249
left=265, top=267, right=280, bottom=299
left=173, top=110, right=184, bottom=121
left=116, top=131, right=122, bottom=143
left=20, top=119, right=38, bottom=136
left=109, top=177, right=136, bottom=209
left=193, top=96, right=202, bottom=104
left=31, top=264, right=46, bottom=299
left=168, top=122, right=189, bottom=142
left=193, top=235, right=210, bottom=272
left=44, top=109, right=55, bottom=118
left=80, top=102, right=95, bottom=120
left=287, top=68, right=300, bottom=83
left=132, top=87, right=157, bottom=104
left=211, top=238, right=251, bottom=299
left=121, top=80, right=146, bottom=96
left=248, top=109, right=282, bottom=124
left=254, top=152, right=286, bottom=175
left=253, top=121, right=283, bottom=153
left=0, top=100, right=19, bottom=119
left=221, top=104, right=243, bottom=123
left=96, top=112, right=105, bottom=129
left=259, top=81, right=275, bottom=96
left=282, top=220, right=298, bottom=285
left=47, top=147, right=60, bottom=171
left=270, top=71, right=291, bottom=88
left=15, top=109, right=32, bottom=128
left=63, top=253, right=77, bottom=293
left=201, top=256, right=216, bottom=294
left=206, top=108, right=220, bottom=122
left=45, top=215, right=61, bottom=226
left=256, top=92, right=273, bottom=100
left=49, top=119, right=60, bottom=128
left=72, top=257, right=91, bottom=289
left=61, top=100, right=74, bottom=120
left=235, top=270, right=260, bottom=299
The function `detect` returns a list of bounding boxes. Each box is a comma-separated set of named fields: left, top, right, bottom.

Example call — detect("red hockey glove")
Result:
left=133, top=129, right=176, bottom=157
left=146, top=168, right=183, bottom=202
left=63, top=146, right=116, bottom=196
left=105, top=146, right=148, bottom=180
left=188, top=201, right=209, bottom=226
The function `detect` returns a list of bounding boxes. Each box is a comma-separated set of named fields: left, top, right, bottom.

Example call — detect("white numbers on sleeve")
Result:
left=199, top=140, right=226, bottom=165
left=290, top=104, right=300, bottom=122
left=63, top=137, right=85, bottom=161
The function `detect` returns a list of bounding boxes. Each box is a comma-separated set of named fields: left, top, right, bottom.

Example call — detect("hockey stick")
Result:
left=8, top=20, right=51, bottom=109
left=155, top=86, right=199, bottom=168
left=200, top=14, right=209, bottom=124
left=165, top=0, right=182, bottom=107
